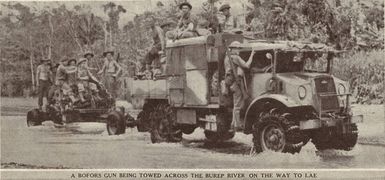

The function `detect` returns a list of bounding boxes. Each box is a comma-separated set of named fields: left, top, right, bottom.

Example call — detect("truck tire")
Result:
left=27, top=109, right=42, bottom=127
left=252, top=109, right=306, bottom=154
left=312, top=124, right=358, bottom=151
left=151, top=104, right=182, bottom=143
left=107, top=111, right=126, bottom=135
left=136, top=111, right=151, bottom=132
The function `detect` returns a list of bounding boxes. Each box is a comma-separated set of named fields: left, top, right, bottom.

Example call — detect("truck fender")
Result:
left=243, top=94, right=299, bottom=134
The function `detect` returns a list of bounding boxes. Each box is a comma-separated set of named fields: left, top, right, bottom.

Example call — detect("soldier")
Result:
left=84, top=51, right=94, bottom=61
left=77, top=58, right=100, bottom=103
left=224, top=41, right=256, bottom=132
left=98, top=50, right=122, bottom=98
left=83, top=51, right=98, bottom=72
left=48, top=58, right=66, bottom=104
left=62, top=58, right=78, bottom=103
left=166, top=2, right=198, bottom=40
left=142, top=19, right=172, bottom=72
left=218, top=4, right=237, bottom=33
left=36, top=58, right=53, bottom=110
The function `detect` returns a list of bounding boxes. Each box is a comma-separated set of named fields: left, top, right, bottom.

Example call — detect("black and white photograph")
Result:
left=0, top=0, right=384, bottom=179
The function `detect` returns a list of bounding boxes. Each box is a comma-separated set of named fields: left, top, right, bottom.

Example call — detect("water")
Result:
left=1, top=116, right=384, bottom=169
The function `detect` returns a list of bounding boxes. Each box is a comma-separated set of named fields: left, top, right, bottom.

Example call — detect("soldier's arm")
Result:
left=176, top=16, right=183, bottom=30
left=234, top=50, right=256, bottom=69
left=98, top=60, right=107, bottom=74
left=49, top=68, right=53, bottom=83
left=234, top=16, right=238, bottom=28
left=36, top=66, right=41, bottom=86
left=192, top=15, right=198, bottom=31
left=87, top=69, right=100, bottom=84
left=114, top=61, right=122, bottom=77
left=156, top=26, right=166, bottom=52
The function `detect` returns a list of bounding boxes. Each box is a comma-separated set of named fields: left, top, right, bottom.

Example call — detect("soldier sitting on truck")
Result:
left=224, top=41, right=256, bottom=132
left=166, top=2, right=198, bottom=40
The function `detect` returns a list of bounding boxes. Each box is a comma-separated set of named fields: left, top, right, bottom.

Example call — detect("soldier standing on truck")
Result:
left=98, top=50, right=122, bottom=98
left=224, top=41, right=256, bottom=132
left=141, top=19, right=173, bottom=73
left=36, top=58, right=52, bottom=110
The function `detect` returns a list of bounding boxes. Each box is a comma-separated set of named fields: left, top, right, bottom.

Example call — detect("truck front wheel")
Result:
left=252, top=109, right=307, bottom=154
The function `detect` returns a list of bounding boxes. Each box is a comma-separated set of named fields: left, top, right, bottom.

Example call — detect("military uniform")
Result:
left=224, top=41, right=255, bottom=131
left=98, top=50, right=122, bottom=98
left=218, top=4, right=237, bottom=33
left=36, top=59, right=52, bottom=109
left=166, top=2, right=198, bottom=40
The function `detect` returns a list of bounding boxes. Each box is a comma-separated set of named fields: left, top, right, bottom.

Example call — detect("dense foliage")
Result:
left=0, top=0, right=383, bottom=103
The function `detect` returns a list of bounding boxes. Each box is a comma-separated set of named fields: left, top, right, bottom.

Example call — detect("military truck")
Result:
left=109, top=33, right=363, bottom=153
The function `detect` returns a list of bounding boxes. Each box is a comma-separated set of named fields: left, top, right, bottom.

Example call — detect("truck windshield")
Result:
left=275, top=51, right=329, bottom=73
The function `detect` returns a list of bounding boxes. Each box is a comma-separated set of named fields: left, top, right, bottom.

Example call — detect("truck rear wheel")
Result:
left=151, top=104, right=182, bottom=143
left=107, top=111, right=126, bottom=135
left=252, top=109, right=306, bottom=154
left=27, top=109, right=42, bottom=127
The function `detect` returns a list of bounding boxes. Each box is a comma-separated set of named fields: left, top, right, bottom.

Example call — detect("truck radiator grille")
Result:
left=314, top=77, right=339, bottom=111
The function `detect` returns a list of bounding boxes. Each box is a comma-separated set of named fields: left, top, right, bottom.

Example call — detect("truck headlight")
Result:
left=338, top=84, right=346, bottom=94
left=298, top=86, right=306, bottom=99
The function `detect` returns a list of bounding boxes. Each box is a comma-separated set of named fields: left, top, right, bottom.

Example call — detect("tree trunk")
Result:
left=29, top=35, right=35, bottom=91
left=67, top=19, right=84, bottom=53
left=104, top=22, right=108, bottom=48
left=48, top=15, right=54, bottom=59
left=109, top=28, right=113, bottom=48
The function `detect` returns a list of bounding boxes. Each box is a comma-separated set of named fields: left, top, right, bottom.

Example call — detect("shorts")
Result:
left=62, top=82, right=73, bottom=96
left=77, top=81, right=89, bottom=92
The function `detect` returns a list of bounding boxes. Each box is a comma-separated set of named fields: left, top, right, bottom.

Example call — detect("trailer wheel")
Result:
left=151, top=104, right=182, bottom=143
left=107, top=111, right=126, bottom=135
left=27, top=109, right=42, bottom=127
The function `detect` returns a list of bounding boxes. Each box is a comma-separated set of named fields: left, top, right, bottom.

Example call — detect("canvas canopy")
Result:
left=229, top=40, right=340, bottom=53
